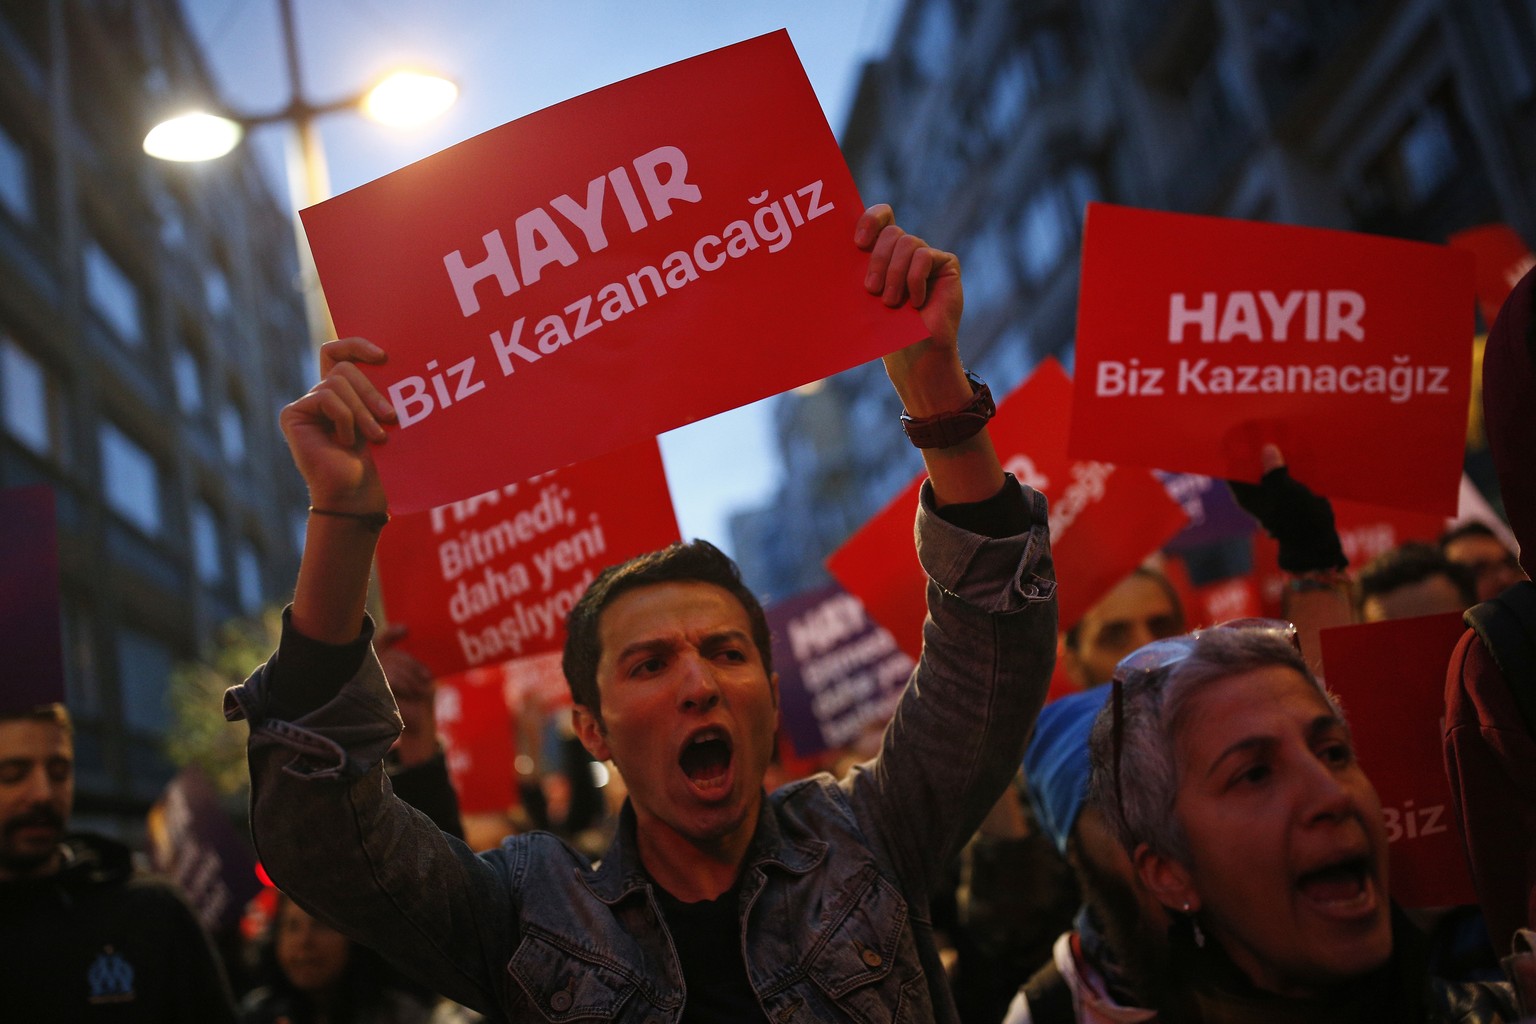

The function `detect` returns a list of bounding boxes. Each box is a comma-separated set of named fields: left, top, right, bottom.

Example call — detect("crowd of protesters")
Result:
left=6, top=211, right=1536, bottom=1023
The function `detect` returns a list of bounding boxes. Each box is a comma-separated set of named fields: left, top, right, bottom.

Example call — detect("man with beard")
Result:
left=0, top=703, right=237, bottom=1021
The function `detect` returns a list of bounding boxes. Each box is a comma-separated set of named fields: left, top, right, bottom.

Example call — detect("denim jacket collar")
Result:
left=582, top=791, right=829, bottom=906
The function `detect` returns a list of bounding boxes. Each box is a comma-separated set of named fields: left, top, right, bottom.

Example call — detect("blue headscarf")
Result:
left=1024, top=684, right=1111, bottom=854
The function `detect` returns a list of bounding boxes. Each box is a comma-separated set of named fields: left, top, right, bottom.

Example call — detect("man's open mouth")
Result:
left=679, top=728, right=733, bottom=789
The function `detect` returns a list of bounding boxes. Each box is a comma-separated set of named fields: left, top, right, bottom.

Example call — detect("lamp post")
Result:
left=143, top=0, right=456, bottom=344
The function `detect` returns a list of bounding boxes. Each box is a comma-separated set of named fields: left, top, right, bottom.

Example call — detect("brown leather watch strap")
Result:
left=899, top=371, right=996, bottom=449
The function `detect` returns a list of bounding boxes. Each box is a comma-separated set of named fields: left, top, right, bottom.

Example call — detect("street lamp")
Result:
left=142, top=0, right=456, bottom=342
left=142, top=70, right=457, bottom=163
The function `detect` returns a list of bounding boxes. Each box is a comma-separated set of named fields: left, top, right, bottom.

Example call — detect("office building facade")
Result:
left=0, top=0, right=312, bottom=831
left=732, top=0, right=1536, bottom=599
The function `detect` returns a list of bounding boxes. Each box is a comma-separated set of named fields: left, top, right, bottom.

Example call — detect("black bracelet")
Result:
left=308, top=506, right=391, bottom=531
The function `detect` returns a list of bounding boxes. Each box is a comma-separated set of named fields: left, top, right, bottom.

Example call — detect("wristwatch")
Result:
left=899, top=371, right=995, bottom=449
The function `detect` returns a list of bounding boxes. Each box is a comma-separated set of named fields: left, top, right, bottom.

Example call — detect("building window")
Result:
left=173, top=345, right=203, bottom=414
left=976, top=325, right=1034, bottom=397
left=1018, top=190, right=1068, bottom=283
left=910, top=0, right=957, bottom=79
left=236, top=541, right=264, bottom=612
left=1398, top=106, right=1459, bottom=206
left=99, top=423, right=161, bottom=535
left=960, top=227, right=1015, bottom=315
left=154, top=190, right=185, bottom=248
left=1062, top=164, right=1102, bottom=215
left=115, top=626, right=174, bottom=734
left=1, top=337, right=61, bottom=459
left=981, top=53, right=1031, bottom=143
left=204, top=265, right=231, bottom=317
left=1352, top=91, right=1468, bottom=225
left=219, top=403, right=246, bottom=464
left=84, top=241, right=144, bottom=347
left=914, top=148, right=966, bottom=215
left=0, top=123, right=31, bottom=223
left=191, top=501, right=223, bottom=584
left=1030, top=28, right=1074, bottom=91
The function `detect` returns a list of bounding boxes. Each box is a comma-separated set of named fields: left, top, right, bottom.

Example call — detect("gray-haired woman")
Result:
left=1084, top=621, right=1522, bottom=1022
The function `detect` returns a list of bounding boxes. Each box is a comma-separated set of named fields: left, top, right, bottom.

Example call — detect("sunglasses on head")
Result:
left=1108, top=617, right=1300, bottom=823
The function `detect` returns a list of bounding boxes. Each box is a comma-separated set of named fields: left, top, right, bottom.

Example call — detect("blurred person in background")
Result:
left=375, top=628, right=465, bottom=842
left=1438, top=522, right=1525, bottom=604
left=1061, top=568, right=1186, bottom=690
left=1444, top=262, right=1536, bottom=971
left=1357, top=542, right=1476, bottom=624
left=1005, top=685, right=1167, bottom=1024
left=241, top=892, right=434, bottom=1024
left=948, top=774, right=1080, bottom=1024
left=0, top=702, right=237, bottom=1021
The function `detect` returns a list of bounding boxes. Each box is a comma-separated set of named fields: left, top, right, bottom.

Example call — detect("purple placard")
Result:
left=148, top=766, right=262, bottom=935
left=767, top=583, right=914, bottom=758
left=1158, top=472, right=1260, bottom=553
left=0, top=485, right=66, bottom=712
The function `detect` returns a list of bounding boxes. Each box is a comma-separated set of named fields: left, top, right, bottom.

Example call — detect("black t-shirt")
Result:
left=654, top=881, right=768, bottom=1023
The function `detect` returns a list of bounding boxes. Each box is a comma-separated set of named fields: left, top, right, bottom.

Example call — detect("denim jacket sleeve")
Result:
left=225, top=639, right=519, bottom=1015
left=840, top=474, right=1057, bottom=897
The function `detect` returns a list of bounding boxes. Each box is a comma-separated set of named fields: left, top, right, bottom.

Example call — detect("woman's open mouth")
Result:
left=1295, top=856, right=1379, bottom=919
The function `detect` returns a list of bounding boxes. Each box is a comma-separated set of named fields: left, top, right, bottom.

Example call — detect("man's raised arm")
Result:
left=856, top=203, right=1006, bottom=507
left=228, top=341, right=518, bottom=1014
left=841, top=205, right=1057, bottom=897
left=281, top=337, right=396, bottom=645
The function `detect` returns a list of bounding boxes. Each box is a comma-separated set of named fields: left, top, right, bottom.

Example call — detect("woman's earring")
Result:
left=1182, top=902, right=1205, bottom=948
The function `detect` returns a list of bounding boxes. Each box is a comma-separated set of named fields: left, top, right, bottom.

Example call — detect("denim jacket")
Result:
left=227, top=478, right=1057, bottom=1023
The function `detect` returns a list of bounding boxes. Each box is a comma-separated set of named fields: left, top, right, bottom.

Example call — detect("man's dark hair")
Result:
left=1358, top=541, right=1476, bottom=608
left=0, top=703, right=72, bottom=734
left=561, top=540, right=772, bottom=719
left=1437, top=520, right=1502, bottom=552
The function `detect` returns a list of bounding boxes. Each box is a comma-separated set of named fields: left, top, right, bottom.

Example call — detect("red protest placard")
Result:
left=376, top=439, right=680, bottom=678
left=1447, top=223, right=1535, bottom=328
left=1189, top=574, right=1263, bottom=627
left=504, top=651, right=574, bottom=716
left=0, top=485, right=65, bottom=713
left=435, top=665, right=518, bottom=815
left=1319, top=613, right=1476, bottom=908
left=828, top=358, right=1187, bottom=655
left=1070, top=204, right=1474, bottom=516
left=300, top=31, right=923, bottom=514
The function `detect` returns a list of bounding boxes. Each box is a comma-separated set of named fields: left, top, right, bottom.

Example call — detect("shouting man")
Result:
left=227, top=206, right=1057, bottom=1021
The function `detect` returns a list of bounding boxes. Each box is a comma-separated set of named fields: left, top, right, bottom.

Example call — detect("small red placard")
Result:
left=1071, top=204, right=1473, bottom=516
left=376, top=439, right=679, bottom=678
left=1319, top=613, right=1476, bottom=908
